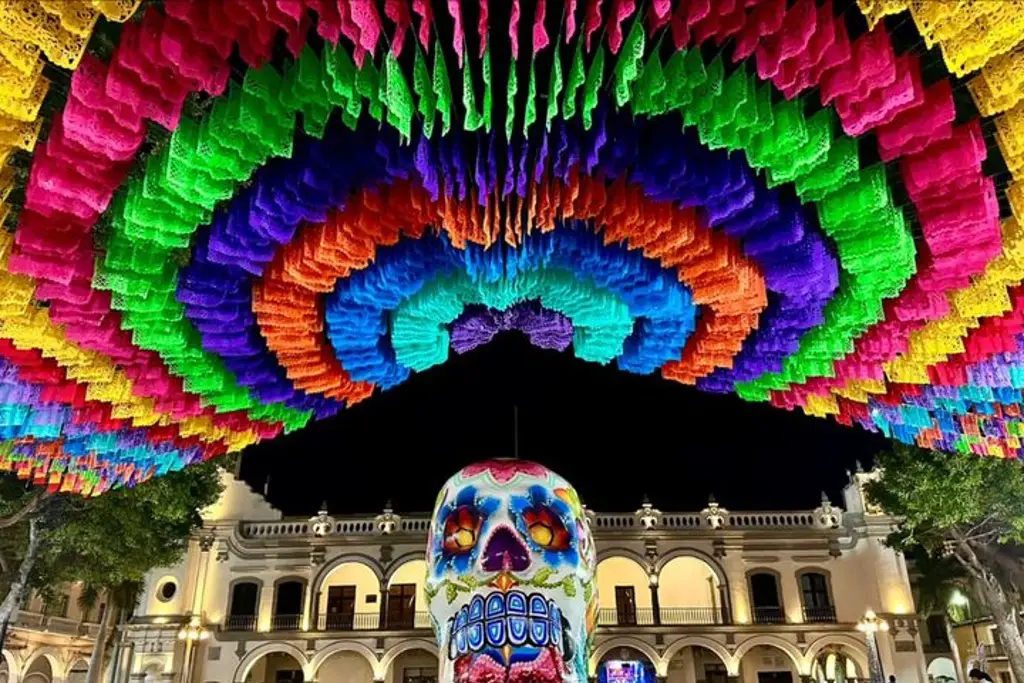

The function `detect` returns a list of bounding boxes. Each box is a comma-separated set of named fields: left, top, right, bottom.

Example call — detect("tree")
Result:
left=0, top=462, right=225, bottom=682
left=865, top=444, right=1024, bottom=683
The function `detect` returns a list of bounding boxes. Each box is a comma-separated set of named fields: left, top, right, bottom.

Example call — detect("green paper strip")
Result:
left=413, top=46, right=437, bottom=138
left=582, top=44, right=605, bottom=130
left=432, top=37, right=453, bottom=135
left=506, top=64, right=518, bottom=141
left=613, top=17, right=645, bottom=108
left=546, top=42, right=563, bottom=131
left=563, top=38, right=585, bottom=121
left=523, top=57, right=537, bottom=136
left=385, top=52, right=414, bottom=140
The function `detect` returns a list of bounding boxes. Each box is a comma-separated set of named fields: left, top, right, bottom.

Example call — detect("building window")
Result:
left=799, top=572, right=836, bottom=622
left=324, top=585, right=357, bottom=630
left=998, top=673, right=1011, bottom=683
left=157, top=580, right=177, bottom=602
left=273, top=580, right=305, bottom=631
left=749, top=572, right=785, bottom=624
left=925, top=615, right=948, bottom=647
left=44, top=593, right=70, bottom=618
left=404, top=667, right=437, bottom=683
left=386, top=583, right=417, bottom=629
left=614, top=586, right=638, bottom=625
left=226, top=581, right=259, bottom=631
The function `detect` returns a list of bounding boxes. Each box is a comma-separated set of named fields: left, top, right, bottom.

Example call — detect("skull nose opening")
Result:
left=482, top=526, right=531, bottom=572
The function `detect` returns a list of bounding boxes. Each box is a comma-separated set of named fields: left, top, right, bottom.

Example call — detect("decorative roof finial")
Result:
left=375, top=502, right=401, bottom=535
left=635, top=496, right=661, bottom=530
left=702, top=495, right=727, bottom=529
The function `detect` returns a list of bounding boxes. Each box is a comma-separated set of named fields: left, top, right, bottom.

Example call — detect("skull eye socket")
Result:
left=443, top=505, right=482, bottom=554
left=523, top=505, right=570, bottom=551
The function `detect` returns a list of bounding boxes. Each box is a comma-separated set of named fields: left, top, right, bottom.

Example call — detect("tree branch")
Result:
left=0, top=490, right=52, bottom=531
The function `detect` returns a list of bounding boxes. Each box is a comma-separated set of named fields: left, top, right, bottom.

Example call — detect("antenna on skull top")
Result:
left=513, top=404, right=519, bottom=460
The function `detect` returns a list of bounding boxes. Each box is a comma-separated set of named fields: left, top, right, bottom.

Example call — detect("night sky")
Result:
left=239, top=333, right=887, bottom=516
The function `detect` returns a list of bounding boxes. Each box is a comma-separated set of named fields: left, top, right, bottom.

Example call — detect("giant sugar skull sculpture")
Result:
left=426, top=459, right=597, bottom=683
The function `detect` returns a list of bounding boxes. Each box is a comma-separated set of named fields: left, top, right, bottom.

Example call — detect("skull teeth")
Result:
left=448, top=590, right=564, bottom=659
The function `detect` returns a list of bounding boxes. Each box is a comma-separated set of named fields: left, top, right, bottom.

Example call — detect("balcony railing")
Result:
left=316, top=612, right=431, bottom=632
left=598, top=607, right=725, bottom=626
left=752, top=606, right=786, bottom=625
left=223, top=615, right=257, bottom=632
left=802, top=605, right=837, bottom=623
left=982, top=642, right=1006, bottom=658
left=271, top=614, right=302, bottom=631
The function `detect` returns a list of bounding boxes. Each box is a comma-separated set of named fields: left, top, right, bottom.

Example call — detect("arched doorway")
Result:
left=244, top=652, right=305, bottom=683
left=597, top=645, right=659, bottom=683
left=812, top=651, right=865, bottom=683
left=737, top=641, right=803, bottom=683
left=67, top=658, right=90, bottom=683
left=314, top=651, right=375, bottom=683
left=317, top=561, right=382, bottom=631
left=23, top=654, right=54, bottom=683
left=927, top=658, right=958, bottom=683
left=383, top=645, right=438, bottom=683
left=596, top=557, right=652, bottom=626
left=659, top=557, right=724, bottom=625
left=385, top=559, right=428, bottom=630
left=665, top=645, right=733, bottom=683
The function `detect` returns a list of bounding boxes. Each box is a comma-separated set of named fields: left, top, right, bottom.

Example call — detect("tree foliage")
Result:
left=866, top=443, right=1024, bottom=552
left=866, top=444, right=1024, bottom=682
left=0, top=462, right=224, bottom=603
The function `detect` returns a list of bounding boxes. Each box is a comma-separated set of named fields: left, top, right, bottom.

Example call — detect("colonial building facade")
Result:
left=91, top=469, right=939, bottom=683
left=0, top=583, right=105, bottom=683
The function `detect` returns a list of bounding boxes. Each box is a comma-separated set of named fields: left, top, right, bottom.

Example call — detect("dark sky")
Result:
left=239, top=334, right=887, bottom=516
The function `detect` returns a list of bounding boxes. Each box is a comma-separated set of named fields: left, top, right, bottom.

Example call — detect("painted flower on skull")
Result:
left=426, top=461, right=597, bottom=683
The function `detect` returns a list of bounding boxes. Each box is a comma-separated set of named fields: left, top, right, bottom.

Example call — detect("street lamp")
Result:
left=857, top=610, right=889, bottom=683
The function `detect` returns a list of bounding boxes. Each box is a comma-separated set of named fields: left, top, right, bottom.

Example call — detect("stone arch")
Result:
left=803, top=635, right=870, bottom=679
left=734, top=635, right=807, bottom=676
left=309, top=641, right=382, bottom=681
left=927, top=657, right=958, bottom=683
left=314, top=558, right=385, bottom=630
left=656, top=551, right=730, bottom=624
left=662, top=636, right=738, bottom=676
left=379, top=640, right=439, bottom=680
left=233, top=642, right=310, bottom=683
left=596, top=556, right=654, bottom=624
left=383, top=552, right=430, bottom=583
left=65, top=656, right=90, bottom=682
left=1, top=649, right=22, bottom=683
left=590, top=637, right=666, bottom=678
left=596, top=547, right=652, bottom=568
left=22, top=647, right=63, bottom=683
left=312, top=553, right=385, bottom=595
left=385, top=557, right=429, bottom=625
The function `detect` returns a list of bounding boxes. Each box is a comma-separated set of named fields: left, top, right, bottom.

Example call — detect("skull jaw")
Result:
left=452, top=646, right=567, bottom=683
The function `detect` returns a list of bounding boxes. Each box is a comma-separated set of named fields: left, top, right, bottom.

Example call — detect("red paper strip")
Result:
left=350, top=0, right=383, bottom=59
left=448, top=0, right=465, bottom=66
left=478, top=0, right=489, bottom=58
left=566, top=0, right=578, bottom=41
left=412, top=0, right=433, bottom=48
left=533, top=0, right=550, bottom=54
left=510, top=0, right=521, bottom=58
left=584, top=0, right=604, bottom=51
left=648, top=0, right=671, bottom=34
left=385, top=0, right=412, bottom=56
left=606, top=0, right=635, bottom=53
